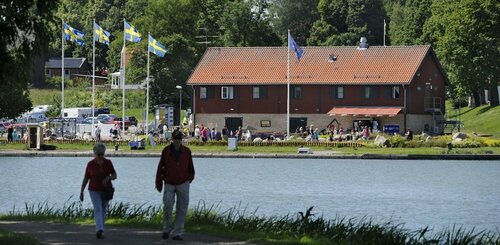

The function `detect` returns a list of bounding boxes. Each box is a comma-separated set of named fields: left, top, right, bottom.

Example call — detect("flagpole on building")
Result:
left=146, top=33, right=150, bottom=136
left=61, top=20, right=65, bottom=118
left=122, top=19, right=126, bottom=137
left=92, top=19, right=96, bottom=137
left=286, top=30, right=290, bottom=140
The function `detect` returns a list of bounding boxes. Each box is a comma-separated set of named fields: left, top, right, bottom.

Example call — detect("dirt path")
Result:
left=0, top=221, right=251, bottom=245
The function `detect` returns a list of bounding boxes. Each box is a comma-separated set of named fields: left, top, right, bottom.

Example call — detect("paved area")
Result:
left=0, top=221, right=251, bottom=245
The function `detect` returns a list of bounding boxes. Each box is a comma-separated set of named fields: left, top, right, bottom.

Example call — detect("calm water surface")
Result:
left=0, top=157, right=499, bottom=232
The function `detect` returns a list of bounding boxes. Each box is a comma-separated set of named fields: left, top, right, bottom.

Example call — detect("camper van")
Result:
left=62, top=107, right=92, bottom=119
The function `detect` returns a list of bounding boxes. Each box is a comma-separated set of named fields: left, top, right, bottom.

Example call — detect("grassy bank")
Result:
left=446, top=102, right=500, bottom=139
left=1, top=140, right=500, bottom=155
left=1, top=201, right=498, bottom=245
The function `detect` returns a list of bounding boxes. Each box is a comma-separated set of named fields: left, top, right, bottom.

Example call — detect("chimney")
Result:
left=358, top=37, right=368, bottom=49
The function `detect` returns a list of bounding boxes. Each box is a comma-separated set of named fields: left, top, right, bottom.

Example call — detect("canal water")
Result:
left=0, top=157, right=499, bottom=232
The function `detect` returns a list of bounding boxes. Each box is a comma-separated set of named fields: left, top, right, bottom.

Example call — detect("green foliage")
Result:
left=268, top=0, right=319, bottom=44
left=5, top=201, right=499, bottom=244
left=388, top=0, right=432, bottom=45
left=308, top=0, right=386, bottom=46
left=421, top=0, right=499, bottom=102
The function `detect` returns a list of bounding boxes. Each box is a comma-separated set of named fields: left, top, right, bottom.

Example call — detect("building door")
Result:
left=225, top=117, right=242, bottom=134
left=29, top=127, right=37, bottom=148
left=290, top=117, right=307, bottom=133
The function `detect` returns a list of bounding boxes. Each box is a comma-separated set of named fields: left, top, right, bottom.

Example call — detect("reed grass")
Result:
left=1, top=199, right=498, bottom=245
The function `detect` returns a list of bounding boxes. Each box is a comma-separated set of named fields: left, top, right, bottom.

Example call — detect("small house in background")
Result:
left=186, top=39, right=448, bottom=135
left=45, top=58, right=107, bottom=86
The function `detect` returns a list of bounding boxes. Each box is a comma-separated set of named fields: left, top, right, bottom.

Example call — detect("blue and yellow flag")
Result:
left=288, top=33, right=304, bottom=61
left=94, top=22, right=111, bottom=46
left=124, top=21, right=141, bottom=43
left=64, top=23, right=85, bottom=46
left=148, top=35, right=168, bottom=57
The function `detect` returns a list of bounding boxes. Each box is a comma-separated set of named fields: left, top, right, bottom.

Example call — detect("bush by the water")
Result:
left=3, top=199, right=499, bottom=245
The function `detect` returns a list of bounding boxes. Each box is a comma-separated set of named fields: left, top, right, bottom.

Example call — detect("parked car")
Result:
left=114, top=117, right=131, bottom=130
left=94, top=107, right=110, bottom=116
left=127, top=116, right=138, bottom=126
left=96, top=114, right=117, bottom=124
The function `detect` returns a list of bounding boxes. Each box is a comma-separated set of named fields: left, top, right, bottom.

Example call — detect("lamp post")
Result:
left=176, top=85, right=182, bottom=125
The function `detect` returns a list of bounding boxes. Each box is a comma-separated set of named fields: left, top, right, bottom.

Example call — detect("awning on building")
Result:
left=327, top=107, right=402, bottom=117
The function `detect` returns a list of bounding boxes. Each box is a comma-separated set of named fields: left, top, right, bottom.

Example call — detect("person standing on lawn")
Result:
left=155, top=129, right=195, bottom=240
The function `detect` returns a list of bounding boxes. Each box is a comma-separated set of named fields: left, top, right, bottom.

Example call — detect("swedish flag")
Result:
left=148, top=35, right=168, bottom=57
left=94, top=22, right=111, bottom=46
left=124, top=21, right=141, bottom=43
left=64, top=23, right=85, bottom=46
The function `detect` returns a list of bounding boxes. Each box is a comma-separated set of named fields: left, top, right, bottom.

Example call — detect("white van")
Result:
left=62, top=107, right=92, bottom=118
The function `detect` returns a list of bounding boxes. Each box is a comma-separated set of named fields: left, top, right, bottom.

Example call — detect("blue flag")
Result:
left=288, top=33, right=304, bottom=61
left=124, top=21, right=142, bottom=43
left=94, top=22, right=111, bottom=46
left=148, top=35, right=168, bottom=57
left=64, top=23, right=85, bottom=46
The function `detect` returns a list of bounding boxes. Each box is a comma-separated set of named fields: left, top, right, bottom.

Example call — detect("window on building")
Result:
left=331, top=86, right=344, bottom=99
left=200, top=87, right=214, bottom=99
left=221, top=86, right=234, bottom=99
left=253, top=86, right=267, bottom=99
left=364, top=86, right=378, bottom=99
left=45, top=69, right=51, bottom=77
left=392, top=86, right=400, bottom=99
left=200, top=87, right=207, bottom=99
left=293, top=86, right=302, bottom=99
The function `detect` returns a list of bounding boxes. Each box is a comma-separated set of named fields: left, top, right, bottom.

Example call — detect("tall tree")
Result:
left=308, top=0, right=386, bottom=46
left=388, top=0, right=432, bottom=45
left=218, top=0, right=281, bottom=47
left=268, top=0, right=320, bottom=44
left=0, top=0, right=59, bottom=118
left=422, top=0, right=499, bottom=107
left=134, top=0, right=199, bottom=111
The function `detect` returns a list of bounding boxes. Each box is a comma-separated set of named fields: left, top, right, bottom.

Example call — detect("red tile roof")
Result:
left=328, top=107, right=402, bottom=117
left=187, top=46, right=431, bottom=85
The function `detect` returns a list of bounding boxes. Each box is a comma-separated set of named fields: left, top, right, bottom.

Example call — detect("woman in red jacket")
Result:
left=80, top=142, right=117, bottom=239
left=156, top=130, right=195, bottom=241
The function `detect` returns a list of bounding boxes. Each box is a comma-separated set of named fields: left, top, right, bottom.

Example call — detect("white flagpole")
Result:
left=122, top=19, right=126, bottom=137
left=287, top=30, right=290, bottom=139
left=146, top=33, right=150, bottom=136
left=384, top=19, right=386, bottom=47
left=61, top=20, right=65, bottom=118
left=92, top=19, right=96, bottom=138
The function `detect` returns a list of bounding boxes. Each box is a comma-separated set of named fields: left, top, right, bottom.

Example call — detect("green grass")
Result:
left=1, top=140, right=500, bottom=154
left=0, top=229, right=40, bottom=245
left=446, top=102, right=500, bottom=139
left=29, top=89, right=59, bottom=106
left=1, top=201, right=499, bottom=245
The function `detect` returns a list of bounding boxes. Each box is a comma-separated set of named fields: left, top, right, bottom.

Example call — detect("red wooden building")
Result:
left=186, top=42, right=448, bottom=135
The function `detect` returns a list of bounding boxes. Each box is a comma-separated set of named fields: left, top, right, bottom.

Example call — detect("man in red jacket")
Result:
left=155, top=129, right=195, bottom=240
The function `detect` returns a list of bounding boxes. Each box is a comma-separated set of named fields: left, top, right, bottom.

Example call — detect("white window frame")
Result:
left=293, top=86, right=302, bottom=99
left=221, top=86, right=234, bottom=99
left=337, top=86, right=344, bottom=99
left=200, top=87, right=207, bottom=99
left=253, top=86, right=260, bottom=99
left=392, top=86, right=400, bottom=99
left=364, top=87, right=371, bottom=99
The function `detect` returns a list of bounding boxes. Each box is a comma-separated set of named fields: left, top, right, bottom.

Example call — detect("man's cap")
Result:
left=172, top=130, right=183, bottom=139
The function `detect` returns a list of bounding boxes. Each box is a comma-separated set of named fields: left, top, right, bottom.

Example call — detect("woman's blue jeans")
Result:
left=89, top=191, right=109, bottom=232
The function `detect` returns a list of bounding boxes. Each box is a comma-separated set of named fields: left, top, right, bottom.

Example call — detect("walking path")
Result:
left=0, top=221, right=251, bottom=245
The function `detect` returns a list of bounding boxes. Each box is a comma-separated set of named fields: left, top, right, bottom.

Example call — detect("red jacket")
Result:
left=85, top=158, right=116, bottom=191
left=156, top=145, right=195, bottom=189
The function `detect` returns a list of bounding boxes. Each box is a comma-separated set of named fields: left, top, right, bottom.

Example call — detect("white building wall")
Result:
left=195, top=113, right=440, bottom=135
